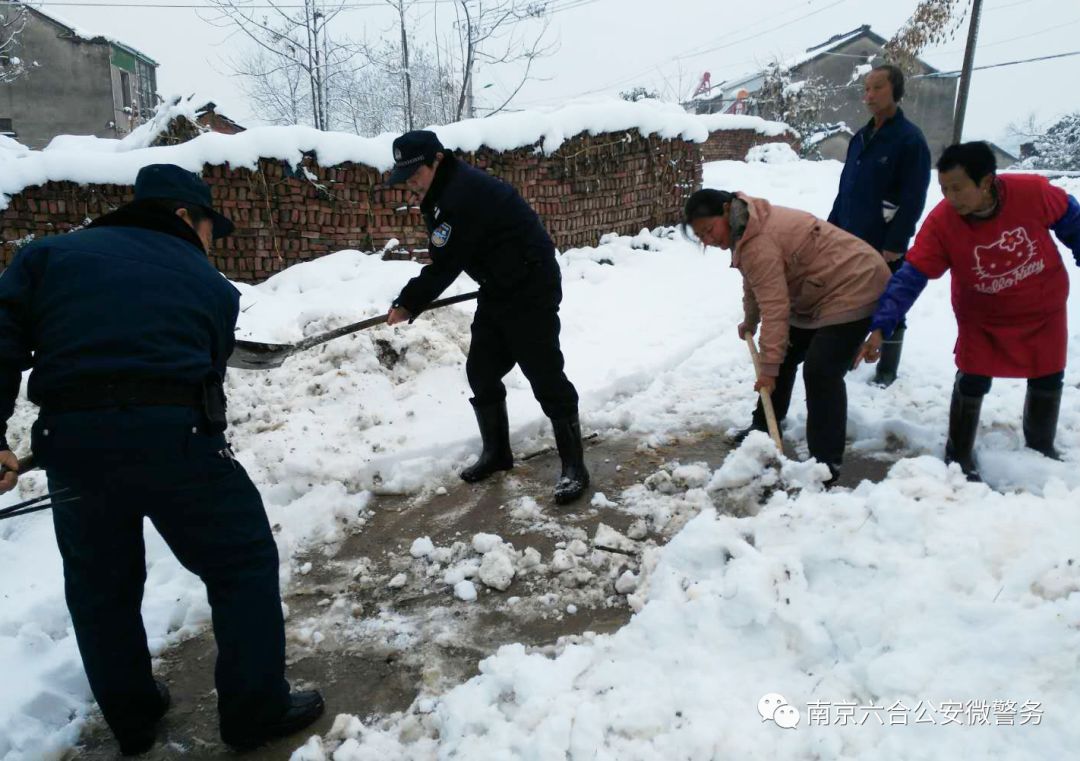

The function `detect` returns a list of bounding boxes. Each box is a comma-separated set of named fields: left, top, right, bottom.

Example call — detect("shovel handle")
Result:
left=744, top=333, right=784, bottom=452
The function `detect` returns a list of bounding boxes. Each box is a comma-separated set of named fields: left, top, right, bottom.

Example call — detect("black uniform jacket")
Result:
left=394, top=156, right=560, bottom=315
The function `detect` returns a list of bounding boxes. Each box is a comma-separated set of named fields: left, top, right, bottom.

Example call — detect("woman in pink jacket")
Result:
left=684, top=189, right=891, bottom=483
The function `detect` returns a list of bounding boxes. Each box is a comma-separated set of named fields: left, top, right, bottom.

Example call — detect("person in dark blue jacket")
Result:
left=0, top=165, right=323, bottom=755
left=829, top=63, right=932, bottom=386
left=385, top=130, right=589, bottom=505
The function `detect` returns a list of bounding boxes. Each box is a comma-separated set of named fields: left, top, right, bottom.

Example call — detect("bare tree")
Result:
left=0, top=1, right=29, bottom=84
left=337, top=40, right=457, bottom=135
left=234, top=46, right=312, bottom=126
left=201, top=0, right=362, bottom=130
left=384, top=0, right=415, bottom=130
left=755, top=60, right=828, bottom=157
left=884, top=0, right=971, bottom=69
left=449, top=0, right=555, bottom=119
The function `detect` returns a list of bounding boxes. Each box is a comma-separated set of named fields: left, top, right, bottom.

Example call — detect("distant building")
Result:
left=690, top=25, right=960, bottom=160
left=0, top=3, right=158, bottom=148
left=986, top=142, right=1018, bottom=170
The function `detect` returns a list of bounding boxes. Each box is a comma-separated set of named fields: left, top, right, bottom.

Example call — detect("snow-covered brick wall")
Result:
left=700, top=121, right=800, bottom=163
left=0, top=100, right=792, bottom=282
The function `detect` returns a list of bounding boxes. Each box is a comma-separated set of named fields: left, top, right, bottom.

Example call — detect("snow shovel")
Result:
left=228, top=291, right=480, bottom=370
left=744, top=333, right=784, bottom=451
left=0, top=454, right=74, bottom=522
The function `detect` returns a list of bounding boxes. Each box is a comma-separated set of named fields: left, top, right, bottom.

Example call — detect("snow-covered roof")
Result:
left=804, top=122, right=853, bottom=147
left=0, top=99, right=792, bottom=208
left=694, top=24, right=939, bottom=105
left=24, top=3, right=158, bottom=65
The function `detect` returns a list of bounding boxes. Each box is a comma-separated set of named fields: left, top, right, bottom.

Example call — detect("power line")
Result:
left=514, top=0, right=850, bottom=107
left=916, top=48, right=1080, bottom=77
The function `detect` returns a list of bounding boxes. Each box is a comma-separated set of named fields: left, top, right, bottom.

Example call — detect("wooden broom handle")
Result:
left=744, top=333, right=784, bottom=451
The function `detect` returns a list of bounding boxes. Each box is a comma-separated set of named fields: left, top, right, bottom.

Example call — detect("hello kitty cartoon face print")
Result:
left=972, top=226, right=1045, bottom=295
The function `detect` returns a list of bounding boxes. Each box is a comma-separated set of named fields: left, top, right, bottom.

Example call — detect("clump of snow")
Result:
left=470, top=533, right=502, bottom=555
left=590, top=491, right=617, bottom=507
left=452, top=581, right=477, bottom=602
left=614, top=570, right=639, bottom=595
left=745, top=141, right=800, bottom=164
left=409, top=537, right=436, bottom=559
left=477, top=550, right=516, bottom=592
left=0, top=134, right=30, bottom=158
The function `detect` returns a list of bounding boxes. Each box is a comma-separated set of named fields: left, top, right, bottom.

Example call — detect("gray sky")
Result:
left=40, top=0, right=1080, bottom=150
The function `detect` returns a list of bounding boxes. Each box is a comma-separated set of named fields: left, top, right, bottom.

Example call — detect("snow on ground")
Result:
left=1, top=153, right=1078, bottom=759
left=303, top=440, right=1080, bottom=761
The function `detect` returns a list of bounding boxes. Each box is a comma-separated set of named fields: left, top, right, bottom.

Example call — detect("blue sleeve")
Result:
left=882, top=134, right=932, bottom=253
left=0, top=246, right=40, bottom=451
left=1051, top=194, right=1080, bottom=266
left=870, top=262, right=929, bottom=338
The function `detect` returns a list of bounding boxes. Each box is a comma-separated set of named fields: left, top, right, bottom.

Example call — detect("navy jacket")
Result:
left=394, top=156, right=559, bottom=314
left=0, top=206, right=240, bottom=449
left=828, top=108, right=932, bottom=254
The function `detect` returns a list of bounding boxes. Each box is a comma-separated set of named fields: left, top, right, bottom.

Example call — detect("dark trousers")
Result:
left=956, top=371, right=1064, bottom=397
left=467, top=300, right=579, bottom=420
left=34, top=406, right=289, bottom=742
left=751, top=317, right=872, bottom=467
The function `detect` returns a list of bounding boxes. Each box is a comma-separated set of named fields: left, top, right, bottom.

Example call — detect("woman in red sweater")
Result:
left=856, top=142, right=1080, bottom=481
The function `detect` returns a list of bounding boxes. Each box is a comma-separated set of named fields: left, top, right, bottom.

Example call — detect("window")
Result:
left=120, top=71, right=132, bottom=109
left=0, top=118, right=13, bottom=135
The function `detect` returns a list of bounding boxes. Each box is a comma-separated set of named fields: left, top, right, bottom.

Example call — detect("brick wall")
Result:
left=700, top=127, right=800, bottom=163
left=2, top=126, right=780, bottom=282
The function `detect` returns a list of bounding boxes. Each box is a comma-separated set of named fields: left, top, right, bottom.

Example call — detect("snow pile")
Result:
left=745, top=142, right=800, bottom=164
left=292, top=456, right=1080, bottom=760
left=0, top=135, right=30, bottom=158
left=0, top=98, right=791, bottom=209
left=43, top=95, right=207, bottom=154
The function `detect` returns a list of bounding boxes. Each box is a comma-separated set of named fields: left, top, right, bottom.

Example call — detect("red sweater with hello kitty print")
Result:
left=906, top=174, right=1070, bottom=377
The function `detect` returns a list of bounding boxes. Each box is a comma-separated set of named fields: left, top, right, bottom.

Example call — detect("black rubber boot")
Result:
left=460, top=399, right=514, bottom=483
left=223, top=690, right=325, bottom=750
left=944, top=383, right=983, bottom=482
left=1023, top=386, right=1062, bottom=460
left=552, top=414, right=590, bottom=505
left=118, top=680, right=170, bottom=756
left=872, top=327, right=905, bottom=388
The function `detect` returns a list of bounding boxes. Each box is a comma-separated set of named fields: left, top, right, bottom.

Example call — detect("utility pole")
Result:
left=952, top=0, right=984, bottom=143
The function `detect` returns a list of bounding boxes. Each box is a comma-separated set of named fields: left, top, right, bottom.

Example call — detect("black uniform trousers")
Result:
left=33, top=405, right=289, bottom=743
left=750, top=317, right=872, bottom=467
left=465, top=270, right=579, bottom=421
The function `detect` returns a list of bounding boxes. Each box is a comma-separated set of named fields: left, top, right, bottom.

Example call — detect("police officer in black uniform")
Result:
left=0, top=165, right=323, bottom=755
left=386, top=130, right=589, bottom=504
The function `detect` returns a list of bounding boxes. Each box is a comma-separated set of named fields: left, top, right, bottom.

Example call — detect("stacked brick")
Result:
left=700, top=128, right=801, bottom=163
left=2, top=126, right=780, bottom=283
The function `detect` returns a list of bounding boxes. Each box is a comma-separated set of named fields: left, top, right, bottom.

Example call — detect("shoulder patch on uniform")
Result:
left=431, top=222, right=452, bottom=248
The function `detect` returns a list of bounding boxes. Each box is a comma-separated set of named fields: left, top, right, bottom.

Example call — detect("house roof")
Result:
left=693, top=24, right=939, bottom=104
left=23, top=3, right=158, bottom=65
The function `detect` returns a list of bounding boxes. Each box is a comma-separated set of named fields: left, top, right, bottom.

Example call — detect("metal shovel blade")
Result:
left=228, top=340, right=294, bottom=370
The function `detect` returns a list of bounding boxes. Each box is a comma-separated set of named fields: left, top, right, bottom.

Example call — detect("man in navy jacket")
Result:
left=0, top=165, right=323, bottom=754
left=829, top=63, right=932, bottom=386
